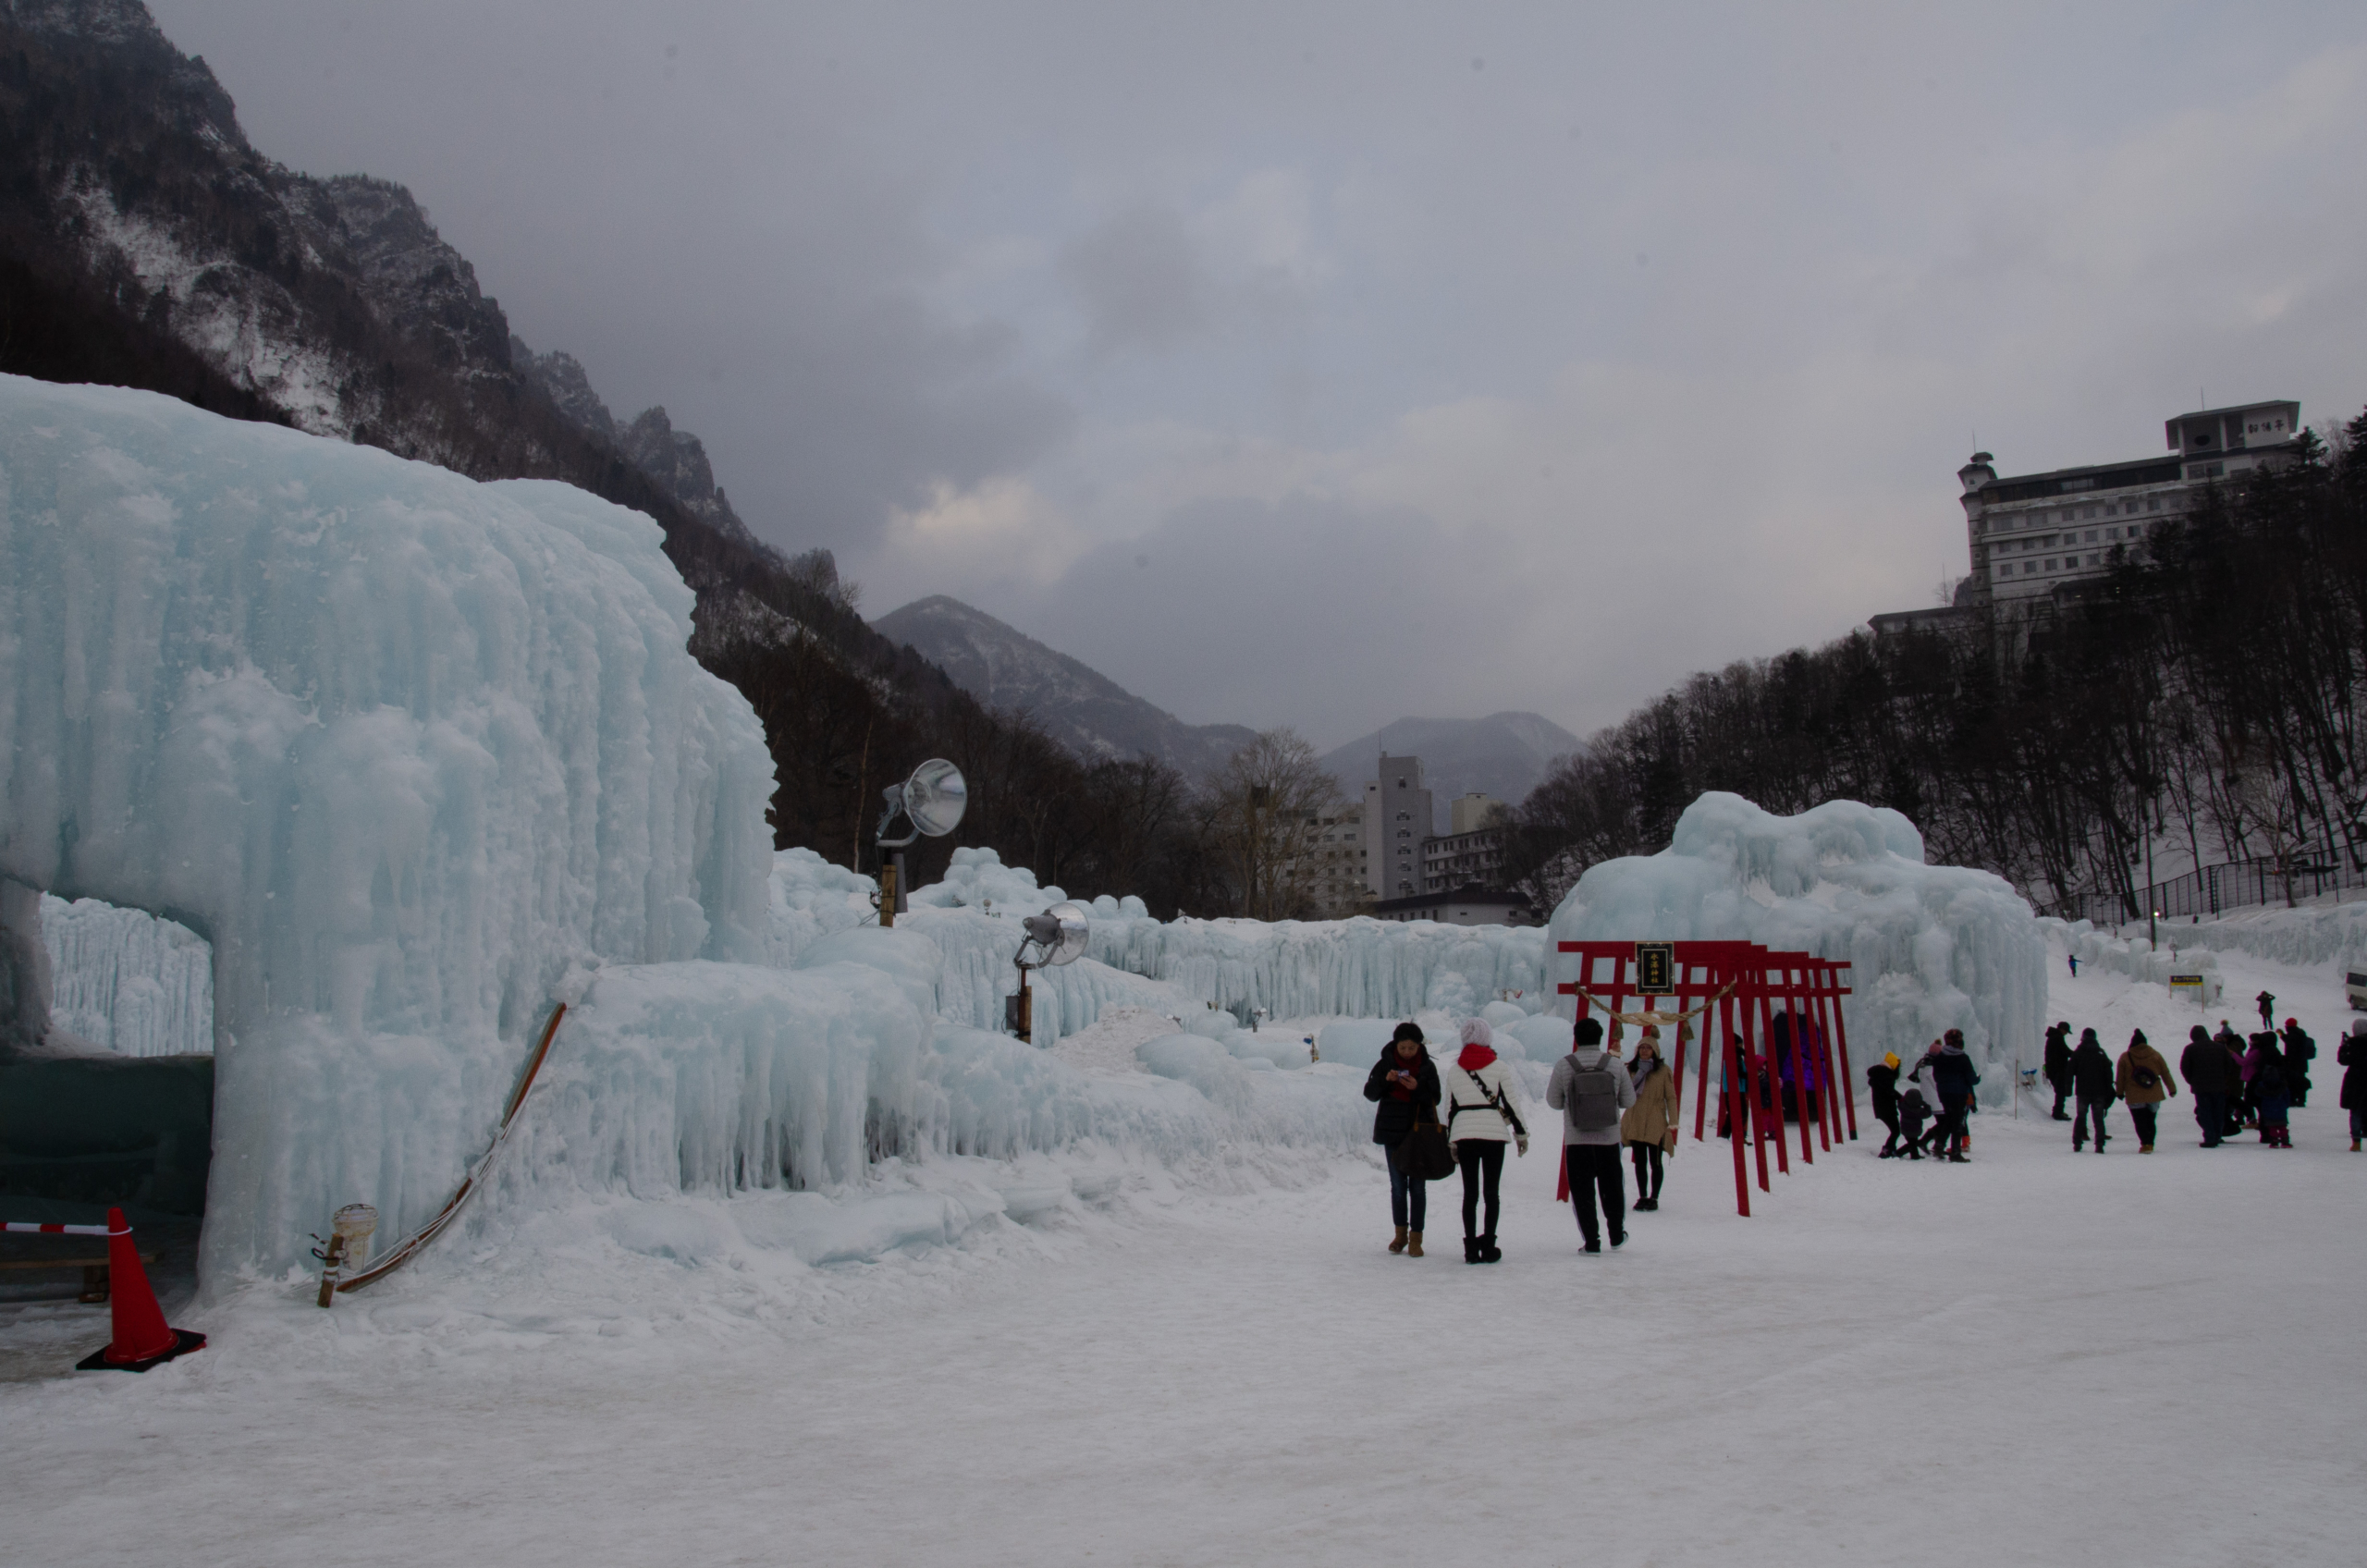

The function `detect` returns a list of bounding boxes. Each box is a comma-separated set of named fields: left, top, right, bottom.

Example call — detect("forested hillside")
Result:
left=1502, top=418, right=2367, bottom=920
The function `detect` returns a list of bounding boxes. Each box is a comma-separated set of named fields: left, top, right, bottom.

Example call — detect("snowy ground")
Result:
left=5, top=947, right=2365, bottom=1565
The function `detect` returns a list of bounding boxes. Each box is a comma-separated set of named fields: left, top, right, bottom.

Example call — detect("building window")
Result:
left=2084, top=531, right=2097, bottom=543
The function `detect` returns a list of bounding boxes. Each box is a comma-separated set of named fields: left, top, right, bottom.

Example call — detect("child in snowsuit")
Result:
left=1868, top=1051, right=1904, bottom=1157
left=1896, top=1083, right=1932, bottom=1159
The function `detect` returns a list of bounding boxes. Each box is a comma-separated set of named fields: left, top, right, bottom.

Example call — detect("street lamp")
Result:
left=875, top=759, right=968, bottom=927
left=1007, top=901, right=1088, bottom=1042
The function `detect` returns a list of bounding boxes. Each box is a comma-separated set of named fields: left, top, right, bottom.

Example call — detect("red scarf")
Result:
left=1457, top=1043, right=1497, bottom=1072
left=1386, top=1049, right=1423, bottom=1097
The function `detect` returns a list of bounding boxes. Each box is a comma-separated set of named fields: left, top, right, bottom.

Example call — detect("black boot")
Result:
left=1479, top=1233, right=1501, bottom=1263
left=1463, top=1235, right=1481, bottom=1264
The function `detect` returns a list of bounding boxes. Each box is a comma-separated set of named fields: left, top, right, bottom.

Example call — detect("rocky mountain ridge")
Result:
left=872, top=595, right=1257, bottom=779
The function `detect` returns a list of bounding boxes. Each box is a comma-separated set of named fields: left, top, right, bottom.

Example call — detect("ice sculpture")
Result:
left=1551, top=793, right=2047, bottom=1096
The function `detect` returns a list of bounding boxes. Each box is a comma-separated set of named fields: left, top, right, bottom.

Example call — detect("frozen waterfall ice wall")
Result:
left=1551, top=793, right=2047, bottom=1096
left=0, top=377, right=775, bottom=1277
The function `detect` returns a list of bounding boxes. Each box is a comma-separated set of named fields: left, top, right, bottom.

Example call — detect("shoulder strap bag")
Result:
left=1463, top=1066, right=1527, bottom=1138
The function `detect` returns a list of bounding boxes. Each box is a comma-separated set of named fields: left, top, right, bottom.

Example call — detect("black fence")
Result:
left=2050, top=855, right=2367, bottom=928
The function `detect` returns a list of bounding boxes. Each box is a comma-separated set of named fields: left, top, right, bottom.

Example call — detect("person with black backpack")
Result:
left=1364, top=1022, right=1442, bottom=1256
left=2070, top=1027, right=2116, bottom=1153
left=1444, top=1017, right=1528, bottom=1264
left=1547, top=1016, right=1637, bottom=1254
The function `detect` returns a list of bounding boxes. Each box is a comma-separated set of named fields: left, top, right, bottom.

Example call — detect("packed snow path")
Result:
left=6, top=1091, right=2366, bottom=1565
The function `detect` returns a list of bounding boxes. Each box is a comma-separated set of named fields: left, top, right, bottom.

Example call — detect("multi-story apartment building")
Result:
left=1297, top=798, right=1369, bottom=917
left=1874, top=398, right=2304, bottom=635
left=1361, top=753, right=1434, bottom=901
left=1422, top=795, right=1508, bottom=894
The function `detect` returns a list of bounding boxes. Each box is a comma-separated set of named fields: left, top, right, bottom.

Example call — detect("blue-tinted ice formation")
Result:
left=0, top=380, right=2048, bottom=1291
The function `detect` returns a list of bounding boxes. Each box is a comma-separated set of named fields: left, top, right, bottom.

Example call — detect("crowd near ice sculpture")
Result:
left=0, top=377, right=2050, bottom=1294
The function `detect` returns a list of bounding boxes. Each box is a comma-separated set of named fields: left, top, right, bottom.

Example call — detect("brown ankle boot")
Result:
left=1406, top=1230, right=1425, bottom=1257
left=1389, top=1225, right=1408, bottom=1254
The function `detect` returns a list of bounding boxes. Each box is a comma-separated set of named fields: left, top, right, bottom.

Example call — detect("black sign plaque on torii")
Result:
left=1634, top=941, right=1675, bottom=995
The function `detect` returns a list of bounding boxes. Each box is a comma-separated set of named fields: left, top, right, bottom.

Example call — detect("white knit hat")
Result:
left=1459, top=1017, right=1493, bottom=1047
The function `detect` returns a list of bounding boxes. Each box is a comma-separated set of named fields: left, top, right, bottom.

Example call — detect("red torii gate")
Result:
left=1555, top=938, right=1858, bottom=1217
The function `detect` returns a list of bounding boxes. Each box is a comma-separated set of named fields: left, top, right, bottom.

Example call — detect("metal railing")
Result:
left=2050, top=854, right=2367, bottom=927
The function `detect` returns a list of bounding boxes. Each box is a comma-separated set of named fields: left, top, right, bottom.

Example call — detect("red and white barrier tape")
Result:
left=1, top=1221, right=128, bottom=1237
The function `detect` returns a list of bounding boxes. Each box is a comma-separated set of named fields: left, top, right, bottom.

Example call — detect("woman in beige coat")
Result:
left=2115, top=1027, right=2178, bottom=1153
left=1622, top=1026, right=1681, bottom=1210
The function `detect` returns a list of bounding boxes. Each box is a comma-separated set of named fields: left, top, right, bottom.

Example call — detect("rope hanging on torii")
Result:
left=1562, top=979, right=1733, bottom=1030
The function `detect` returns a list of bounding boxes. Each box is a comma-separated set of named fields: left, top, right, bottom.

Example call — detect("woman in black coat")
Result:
left=1364, top=1022, right=1441, bottom=1256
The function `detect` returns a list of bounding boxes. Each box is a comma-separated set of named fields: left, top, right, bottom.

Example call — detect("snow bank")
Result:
left=2042, top=920, right=2226, bottom=1002
left=38, top=891, right=213, bottom=1056
left=1552, top=793, right=2047, bottom=1097
left=0, top=377, right=773, bottom=1276
left=2094, top=900, right=2367, bottom=978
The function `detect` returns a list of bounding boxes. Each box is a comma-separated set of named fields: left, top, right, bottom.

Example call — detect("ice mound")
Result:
left=1552, top=793, right=2046, bottom=1096
left=0, top=377, right=773, bottom=1275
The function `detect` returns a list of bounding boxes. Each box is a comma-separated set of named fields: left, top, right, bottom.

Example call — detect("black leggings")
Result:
left=1628, top=1139, right=1664, bottom=1200
left=1458, top=1140, right=1505, bottom=1238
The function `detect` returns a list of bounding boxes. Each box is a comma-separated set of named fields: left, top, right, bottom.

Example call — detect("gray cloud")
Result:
left=1061, top=207, right=1210, bottom=358
left=144, top=1, right=2367, bottom=745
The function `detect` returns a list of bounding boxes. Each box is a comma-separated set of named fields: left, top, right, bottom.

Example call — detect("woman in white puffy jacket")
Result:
left=1444, top=1017, right=1529, bottom=1264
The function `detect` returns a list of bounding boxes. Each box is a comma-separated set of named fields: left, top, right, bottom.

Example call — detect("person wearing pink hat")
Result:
left=1444, top=1017, right=1528, bottom=1263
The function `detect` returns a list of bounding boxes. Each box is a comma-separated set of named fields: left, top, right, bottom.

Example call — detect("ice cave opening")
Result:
left=0, top=879, right=214, bottom=1304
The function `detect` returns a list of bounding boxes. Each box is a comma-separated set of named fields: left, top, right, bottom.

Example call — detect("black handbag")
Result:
left=1404, top=1106, right=1457, bottom=1182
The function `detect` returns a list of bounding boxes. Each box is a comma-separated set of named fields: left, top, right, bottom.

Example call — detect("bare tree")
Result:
left=1208, top=729, right=1340, bottom=920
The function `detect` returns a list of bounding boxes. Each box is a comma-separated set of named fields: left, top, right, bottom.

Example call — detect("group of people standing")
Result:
left=2037, top=1011, right=2346, bottom=1150
left=1864, top=1030, right=1981, bottom=1160
left=1363, top=1013, right=1680, bottom=1261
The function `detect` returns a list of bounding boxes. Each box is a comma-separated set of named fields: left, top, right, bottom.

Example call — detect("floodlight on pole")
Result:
left=1006, top=901, right=1087, bottom=1043
left=874, top=759, right=968, bottom=926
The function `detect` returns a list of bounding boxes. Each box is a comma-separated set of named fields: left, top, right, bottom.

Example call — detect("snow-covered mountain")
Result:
left=873, top=596, right=1257, bottom=778
left=1320, top=713, right=1582, bottom=830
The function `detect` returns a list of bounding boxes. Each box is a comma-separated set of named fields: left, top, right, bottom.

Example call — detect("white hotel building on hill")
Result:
left=1873, top=398, right=2304, bottom=634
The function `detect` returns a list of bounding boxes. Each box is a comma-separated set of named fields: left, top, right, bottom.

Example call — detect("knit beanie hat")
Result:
left=1883, top=1051, right=1900, bottom=1070
left=1459, top=1017, right=1493, bottom=1047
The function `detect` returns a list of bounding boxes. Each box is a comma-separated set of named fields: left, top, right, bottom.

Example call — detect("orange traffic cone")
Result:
left=75, top=1207, right=203, bottom=1372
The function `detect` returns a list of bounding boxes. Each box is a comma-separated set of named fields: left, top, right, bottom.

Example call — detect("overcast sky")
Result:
left=149, top=1, right=2367, bottom=750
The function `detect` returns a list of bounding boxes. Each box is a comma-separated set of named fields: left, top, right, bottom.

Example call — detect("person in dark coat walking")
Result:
left=2216, top=1021, right=2250, bottom=1134
left=2070, top=1027, right=2116, bottom=1152
left=1868, top=1050, right=1905, bottom=1156
left=2280, top=1018, right=2317, bottom=1107
left=2042, top=1022, right=2075, bottom=1121
left=2339, top=1019, right=2367, bottom=1152
left=2248, top=1033, right=2292, bottom=1148
left=1364, top=1022, right=1441, bottom=1256
left=2181, top=1023, right=2232, bottom=1147
left=1925, top=1030, right=1981, bottom=1161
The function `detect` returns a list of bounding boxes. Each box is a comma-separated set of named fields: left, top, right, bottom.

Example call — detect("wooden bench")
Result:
left=0, top=1252, right=162, bottom=1304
